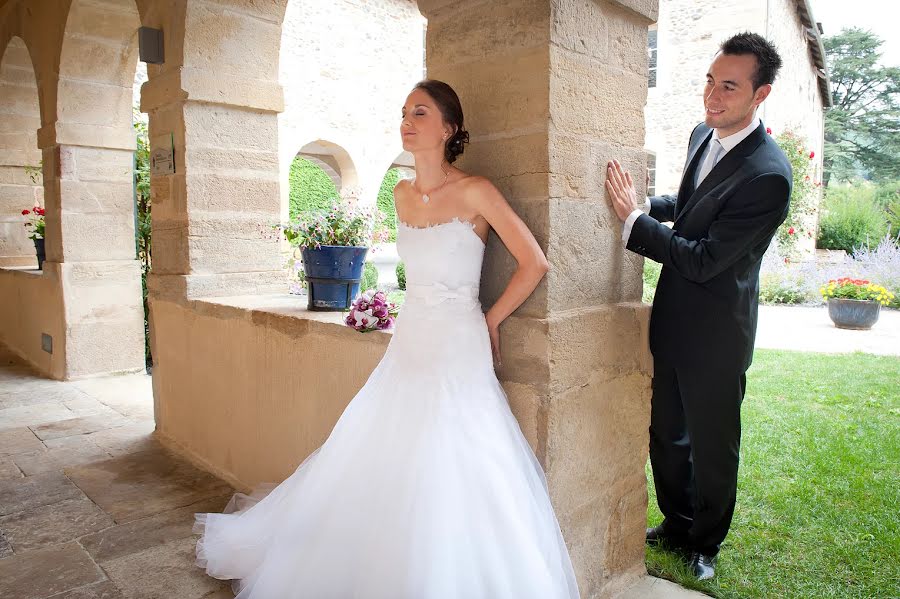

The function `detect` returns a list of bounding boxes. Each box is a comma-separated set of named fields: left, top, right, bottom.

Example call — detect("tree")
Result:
left=824, top=28, right=900, bottom=185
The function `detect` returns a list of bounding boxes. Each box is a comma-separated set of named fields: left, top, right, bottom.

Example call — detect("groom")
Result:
left=605, top=32, right=792, bottom=579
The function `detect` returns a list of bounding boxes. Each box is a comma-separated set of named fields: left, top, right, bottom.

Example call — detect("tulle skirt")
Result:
left=195, top=303, right=580, bottom=599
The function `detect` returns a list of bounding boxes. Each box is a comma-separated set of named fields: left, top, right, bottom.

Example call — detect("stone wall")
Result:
left=278, top=0, right=424, bottom=218
left=0, top=267, right=66, bottom=376
left=759, top=0, right=825, bottom=251
left=0, top=36, right=42, bottom=267
left=151, top=297, right=391, bottom=488
left=645, top=0, right=826, bottom=253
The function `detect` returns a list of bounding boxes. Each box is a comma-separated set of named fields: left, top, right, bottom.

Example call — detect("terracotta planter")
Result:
left=827, top=298, right=881, bottom=330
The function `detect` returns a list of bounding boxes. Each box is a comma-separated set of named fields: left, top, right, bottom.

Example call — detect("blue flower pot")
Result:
left=827, top=298, right=880, bottom=330
left=301, top=245, right=369, bottom=311
left=33, top=238, right=45, bottom=270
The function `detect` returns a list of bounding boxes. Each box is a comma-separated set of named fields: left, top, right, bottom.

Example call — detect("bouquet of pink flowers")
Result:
left=344, top=290, right=399, bottom=332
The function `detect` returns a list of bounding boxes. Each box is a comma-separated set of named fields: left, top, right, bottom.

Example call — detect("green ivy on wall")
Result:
left=377, top=168, right=403, bottom=242
left=289, top=158, right=405, bottom=243
left=289, top=156, right=340, bottom=220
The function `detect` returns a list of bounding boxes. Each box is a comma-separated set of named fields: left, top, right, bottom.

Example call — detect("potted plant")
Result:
left=820, top=278, right=895, bottom=330
left=21, top=206, right=46, bottom=270
left=279, top=200, right=384, bottom=311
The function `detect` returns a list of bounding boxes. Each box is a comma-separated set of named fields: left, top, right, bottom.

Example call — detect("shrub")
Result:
left=759, top=273, right=811, bottom=304
left=772, top=130, right=819, bottom=257
left=395, top=261, right=406, bottom=290
left=817, top=190, right=889, bottom=252
left=642, top=260, right=661, bottom=304
left=846, top=236, right=900, bottom=308
left=758, top=244, right=817, bottom=305
left=361, top=262, right=379, bottom=292
left=377, top=169, right=403, bottom=242
left=886, top=198, right=900, bottom=239
left=288, top=156, right=339, bottom=220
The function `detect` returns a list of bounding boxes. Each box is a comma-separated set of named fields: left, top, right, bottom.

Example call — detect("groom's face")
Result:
left=703, top=52, right=770, bottom=136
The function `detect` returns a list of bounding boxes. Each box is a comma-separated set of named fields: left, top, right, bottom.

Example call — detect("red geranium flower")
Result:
left=788, top=227, right=795, bottom=235
left=22, top=209, right=30, bottom=215
left=809, top=151, right=815, bottom=159
left=766, top=127, right=772, bottom=134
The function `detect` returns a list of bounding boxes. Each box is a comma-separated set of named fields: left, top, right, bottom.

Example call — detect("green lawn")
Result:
left=646, top=349, right=900, bottom=598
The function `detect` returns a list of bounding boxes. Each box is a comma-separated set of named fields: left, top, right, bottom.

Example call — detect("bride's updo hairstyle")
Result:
left=412, top=79, right=470, bottom=164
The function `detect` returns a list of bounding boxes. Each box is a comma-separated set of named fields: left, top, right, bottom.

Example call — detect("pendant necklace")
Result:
left=415, top=163, right=450, bottom=204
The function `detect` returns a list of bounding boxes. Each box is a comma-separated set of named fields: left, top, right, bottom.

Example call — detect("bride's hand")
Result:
left=488, top=324, right=502, bottom=368
left=486, top=313, right=502, bottom=368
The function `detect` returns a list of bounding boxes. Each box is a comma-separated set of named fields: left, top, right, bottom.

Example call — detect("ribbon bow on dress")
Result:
left=405, top=282, right=480, bottom=307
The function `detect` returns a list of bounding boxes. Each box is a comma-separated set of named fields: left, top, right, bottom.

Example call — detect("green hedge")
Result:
left=817, top=191, right=889, bottom=252
left=642, top=260, right=661, bottom=304
left=290, top=159, right=403, bottom=244
left=396, top=261, right=406, bottom=290
left=289, top=156, right=339, bottom=220
left=361, top=262, right=379, bottom=293
left=377, top=168, right=402, bottom=242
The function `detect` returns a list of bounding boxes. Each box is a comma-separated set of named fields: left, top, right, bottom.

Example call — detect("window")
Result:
left=648, top=27, right=658, bottom=89
left=647, top=152, right=657, bottom=196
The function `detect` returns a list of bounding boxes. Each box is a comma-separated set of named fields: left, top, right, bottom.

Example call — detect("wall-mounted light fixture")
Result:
left=139, top=27, right=164, bottom=64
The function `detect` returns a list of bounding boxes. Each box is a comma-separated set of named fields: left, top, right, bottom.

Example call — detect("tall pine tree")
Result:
left=824, top=28, right=900, bottom=185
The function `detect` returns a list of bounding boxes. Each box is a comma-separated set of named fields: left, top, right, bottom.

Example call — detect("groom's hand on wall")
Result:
left=605, top=160, right=638, bottom=222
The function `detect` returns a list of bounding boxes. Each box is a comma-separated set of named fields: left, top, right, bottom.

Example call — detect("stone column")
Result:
left=419, top=1, right=656, bottom=597
left=142, top=7, right=287, bottom=301
left=36, top=119, right=146, bottom=377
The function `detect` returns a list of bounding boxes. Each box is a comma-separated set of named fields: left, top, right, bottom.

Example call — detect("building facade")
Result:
left=645, top=0, right=831, bottom=252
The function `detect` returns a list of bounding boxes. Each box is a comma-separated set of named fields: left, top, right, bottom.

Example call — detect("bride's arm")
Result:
left=467, top=178, right=549, bottom=366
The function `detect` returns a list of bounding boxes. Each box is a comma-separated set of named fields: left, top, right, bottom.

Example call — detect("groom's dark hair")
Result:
left=720, top=32, right=782, bottom=90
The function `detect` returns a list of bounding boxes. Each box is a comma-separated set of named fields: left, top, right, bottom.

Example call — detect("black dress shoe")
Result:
left=645, top=525, right=687, bottom=549
left=689, top=551, right=717, bottom=581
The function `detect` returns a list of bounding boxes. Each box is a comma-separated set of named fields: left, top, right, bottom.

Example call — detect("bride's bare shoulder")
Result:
left=458, top=175, right=504, bottom=209
left=394, top=177, right=414, bottom=196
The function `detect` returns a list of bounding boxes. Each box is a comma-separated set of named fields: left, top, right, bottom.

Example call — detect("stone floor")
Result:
left=0, top=343, right=706, bottom=599
left=0, top=346, right=235, bottom=599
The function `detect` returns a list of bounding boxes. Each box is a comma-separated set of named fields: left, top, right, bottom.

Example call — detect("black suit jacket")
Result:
left=628, top=122, right=792, bottom=373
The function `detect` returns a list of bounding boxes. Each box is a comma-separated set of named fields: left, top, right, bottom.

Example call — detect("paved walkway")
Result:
left=0, top=344, right=709, bottom=598
left=756, top=305, right=900, bottom=356
left=0, top=345, right=234, bottom=599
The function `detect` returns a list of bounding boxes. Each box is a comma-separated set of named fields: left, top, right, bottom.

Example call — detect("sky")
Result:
left=811, top=0, right=900, bottom=67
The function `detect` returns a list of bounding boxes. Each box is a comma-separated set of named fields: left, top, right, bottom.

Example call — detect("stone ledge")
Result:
left=0, top=265, right=45, bottom=278
left=189, top=294, right=395, bottom=343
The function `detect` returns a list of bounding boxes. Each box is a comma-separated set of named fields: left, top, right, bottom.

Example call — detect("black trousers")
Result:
left=649, top=359, right=746, bottom=556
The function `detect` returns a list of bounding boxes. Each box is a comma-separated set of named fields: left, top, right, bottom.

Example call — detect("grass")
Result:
left=646, top=349, right=900, bottom=598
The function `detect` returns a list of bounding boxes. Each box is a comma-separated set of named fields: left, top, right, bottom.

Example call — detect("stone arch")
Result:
left=390, top=150, right=415, bottom=180
left=0, top=36, right=42, bottom=267
left=297, top=139, right=360, bottom=196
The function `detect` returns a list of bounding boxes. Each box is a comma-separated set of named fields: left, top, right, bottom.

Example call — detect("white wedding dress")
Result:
left=195, top=217, right=580, bottom=599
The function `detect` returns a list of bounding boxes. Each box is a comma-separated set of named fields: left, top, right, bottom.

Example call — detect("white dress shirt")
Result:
left=622, top=116, right=761, bottom=243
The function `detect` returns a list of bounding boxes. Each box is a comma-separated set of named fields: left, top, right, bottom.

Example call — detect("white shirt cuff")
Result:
left=621, top=199, right=651, bottom=243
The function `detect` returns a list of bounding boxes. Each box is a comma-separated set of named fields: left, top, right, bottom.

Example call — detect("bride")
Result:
left=195, top=79, right=580, bottom=599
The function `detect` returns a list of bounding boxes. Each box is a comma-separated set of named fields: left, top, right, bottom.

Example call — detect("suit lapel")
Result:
left=675, top=129, right=712, bottom=217
left=675, top=122, right=767, bottom=226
